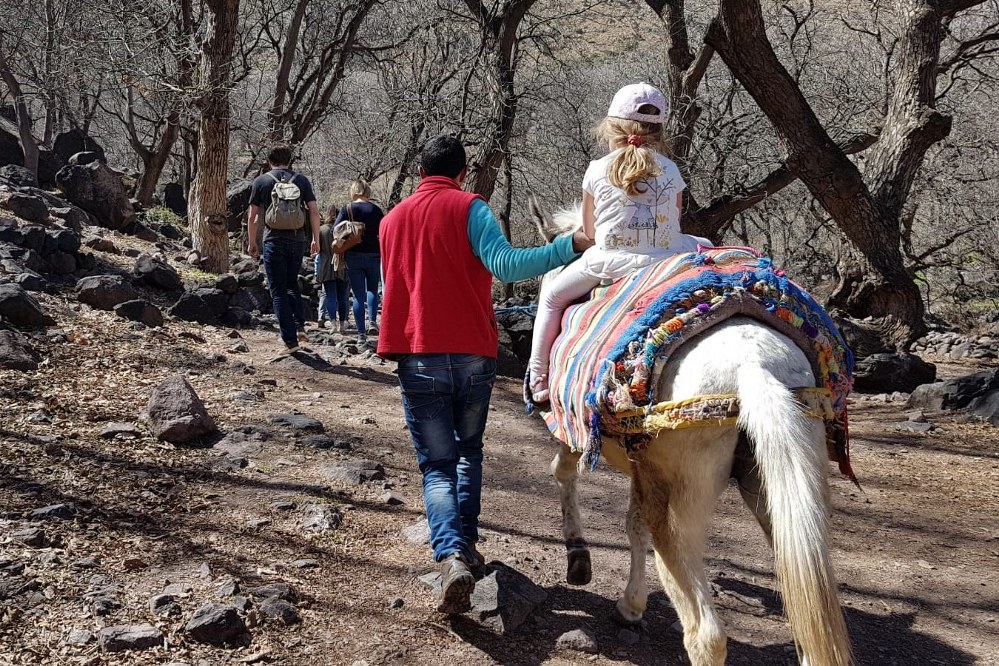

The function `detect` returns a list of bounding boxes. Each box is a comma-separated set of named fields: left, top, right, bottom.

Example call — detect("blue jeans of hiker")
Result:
left=397, top=354, right=497, bottom=563
left=262, top=237, right=306, bottom=346
left=321, top=279, right=350, bottom=322
left=345, top=252, right=380, bottom=332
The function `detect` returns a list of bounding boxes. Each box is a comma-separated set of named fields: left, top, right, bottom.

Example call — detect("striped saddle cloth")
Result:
left=533, top=246, right=855, bottom=476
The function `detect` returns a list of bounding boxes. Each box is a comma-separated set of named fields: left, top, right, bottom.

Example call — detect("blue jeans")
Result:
left=321, top=279, right=349, bottom=322
left=345, top=252, right=380, bottom=332
left=397, top=354, right=497, bottom=562
left=262, top=237, right=306, bottom=345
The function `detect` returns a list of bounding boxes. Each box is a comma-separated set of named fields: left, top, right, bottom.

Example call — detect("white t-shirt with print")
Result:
left=580, top=149, right=699, bottom=280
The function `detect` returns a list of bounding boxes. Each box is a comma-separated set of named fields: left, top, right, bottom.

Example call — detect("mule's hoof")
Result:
left=612, top=604, right=646, bottom=627
left=566, top=548, right=592, bottom=586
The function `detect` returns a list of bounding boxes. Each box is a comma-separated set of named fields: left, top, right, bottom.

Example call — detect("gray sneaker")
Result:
left=437, top=553, right=474, bottom=614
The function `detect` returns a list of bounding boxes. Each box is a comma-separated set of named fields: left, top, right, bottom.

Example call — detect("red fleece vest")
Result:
left=377, top=177, right=497, bottom=358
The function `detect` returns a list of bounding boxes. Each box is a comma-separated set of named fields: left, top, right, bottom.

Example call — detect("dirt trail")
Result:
left=1, top=317, right=998, bottom=665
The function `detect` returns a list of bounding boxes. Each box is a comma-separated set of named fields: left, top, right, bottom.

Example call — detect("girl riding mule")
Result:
left=531, top=204, right=855, bottom=666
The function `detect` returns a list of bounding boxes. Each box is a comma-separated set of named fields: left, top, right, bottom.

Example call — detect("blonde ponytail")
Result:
left=596, top=117, right=667, bottom=196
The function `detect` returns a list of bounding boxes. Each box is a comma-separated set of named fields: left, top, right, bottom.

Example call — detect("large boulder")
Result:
left=75, top=274, right=140, bottom=310
left=907, top=368, right=999, bottom=411
left=168, top=287, right=228, bottom=324
left=226, top=180, right=253, bottom=234
left=968, top=391, right=999, bottom=426
left=0, top=329, right=39, bottom=370
left=52, top=129, right=106, bottom=165
left=113, top=299, right=163, bottom=327
left=55, top=162, right=135, bottom=230
left=144, top=375, right=217, bottom=443
left=0, top=191, right=48, bottom=222
left=157, top=182, right=187, bottom=218
left=0, top=283, right=55, bottom=328
left=853, top=352, right=936, bottom=394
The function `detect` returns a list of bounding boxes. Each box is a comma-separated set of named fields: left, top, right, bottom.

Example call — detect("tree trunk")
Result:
left=189, top=0, right=239, bottom=274
left=134, top=115, right=181, bottom=206
left=388, top=120, right=424, bottom=207
left=462, top=0, right=537, bottom=202
left=704, top=0, right=933, bottom=348
left=0, top=50, right=39, bottom=187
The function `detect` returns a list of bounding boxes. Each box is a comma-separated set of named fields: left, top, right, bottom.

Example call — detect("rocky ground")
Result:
left=1, top=295, right=998, bottom=665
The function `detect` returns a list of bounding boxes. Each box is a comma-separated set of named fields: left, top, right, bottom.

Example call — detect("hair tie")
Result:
left=626, top=134, right=646, bottom=147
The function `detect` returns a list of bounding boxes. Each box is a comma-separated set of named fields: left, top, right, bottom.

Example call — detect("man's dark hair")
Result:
left=268, top=144, right=294, bottom=166
left=420, top=135, right=466, bottom=179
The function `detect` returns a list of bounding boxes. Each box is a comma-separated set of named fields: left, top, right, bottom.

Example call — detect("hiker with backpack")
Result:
left=246, top=144, right=321, bottom=353
left=334, top=179, right=384, bottom=346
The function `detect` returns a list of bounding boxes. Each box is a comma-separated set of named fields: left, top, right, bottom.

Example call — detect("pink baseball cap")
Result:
left=607, top=83, right=668, bottom=124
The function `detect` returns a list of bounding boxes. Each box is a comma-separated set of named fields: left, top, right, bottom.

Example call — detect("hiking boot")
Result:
left=283, top=341, right=300, bottom=354
left=356, top=334, right=368, bottom=346
left=437, top=553, right=474, bottom=614
left=367, top=323, right=379, bottom=336
left=339, top=320, right=348, bottom=334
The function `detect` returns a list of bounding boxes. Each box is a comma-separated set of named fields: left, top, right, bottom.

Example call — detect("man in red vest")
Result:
left=378, top=135, right=592, bottom=614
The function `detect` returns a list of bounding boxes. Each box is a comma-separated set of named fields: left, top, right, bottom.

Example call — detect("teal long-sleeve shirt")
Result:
left=467, top=199, right=578, bottom=282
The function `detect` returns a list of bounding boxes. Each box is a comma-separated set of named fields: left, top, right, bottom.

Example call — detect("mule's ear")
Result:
left=527, top=192, right=557, bottom=243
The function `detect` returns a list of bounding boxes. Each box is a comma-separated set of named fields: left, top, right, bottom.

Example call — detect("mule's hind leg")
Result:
left=615, top=479, right=651, bottom=624
left=731, top=432, right=773, bottom=544
left=550, top=441, right=591, bottom=585
left=637, top=436, right=734, bottom=666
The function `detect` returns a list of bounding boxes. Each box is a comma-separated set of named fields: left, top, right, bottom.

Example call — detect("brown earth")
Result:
left=1, top=299, right=998, bottom=666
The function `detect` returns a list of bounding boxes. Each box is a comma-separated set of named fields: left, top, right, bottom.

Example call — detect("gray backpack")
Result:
left=264, top=172, right=306, bottom=230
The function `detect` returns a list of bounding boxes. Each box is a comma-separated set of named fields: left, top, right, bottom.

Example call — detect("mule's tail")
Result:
left=737, top=365, right=853, bottom=666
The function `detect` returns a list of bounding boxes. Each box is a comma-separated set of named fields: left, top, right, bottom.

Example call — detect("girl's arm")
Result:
left=582, top=192, right=597, bottom=239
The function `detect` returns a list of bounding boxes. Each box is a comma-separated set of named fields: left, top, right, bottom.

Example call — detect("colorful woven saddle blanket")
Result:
left=534, top=246, right=855, bottom=477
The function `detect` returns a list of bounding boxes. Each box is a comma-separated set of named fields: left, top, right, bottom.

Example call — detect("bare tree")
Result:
left=189, top=0, right=240, bottom=273
left=0, top=44, right=40, bottom=185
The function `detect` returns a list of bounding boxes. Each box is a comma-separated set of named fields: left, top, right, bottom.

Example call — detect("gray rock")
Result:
left=0, top=329, right=39, bottom=371
left=183, top=603, right=246, bottom=646
left=907, top=368, right=999, bottom=411
left=321, top=459, right=384, bottom=485
left=556, top=628, right=598, bottom=653
left=3, top=192, right=49, bottom=222
left=299, top=503, right=342, bottom=532
left=290, top=559, right=318, bottom=569
left=75, top=274, right=139, bottom=310
left=149, top=593, right=181, bottom=615
left=97, top=624, right=161, bottom=653
left=968, top=389, right=999, bottom=426
left=424, top=562, right=547, bottom=635
left=246, top=582, right=295, bottom=601
left=135, top=253, right=182, bottom=290
left=229, top=284, right=271, bottom=313
left=268, top=412, right=324, bottom=434
left=258, top=596, right=299, bottom=625
left=144, top=375, right=218, bottom=443
left=0, top=283, right=55, bottom=328
left=296, top=434, right=350, bottom=450
left=83, top=236, right=119, bottom=254
left=53, top=129, right=106, bottom=164
left=99, top=422, right=143, bottom=439
left=55, top=161, right=135, bottom=230
left=49, top=206, right=91, bottom=233
left=64, top=629, right=95, bottom=646
left=215, top=579, right=240, bottom=597
left=29, top=503, right=76, bottom=520
left=854, top=353, right=936, bottom=394
left=168, top=287, right=228, bottom=324
left=13, top=271, right=48, bottom=292
left=402, top=519, right=431, bottom=546
left=382, top=491, right=406, bottom=506
left=113, top=299, right=164, bottom=327
left=213, top=425, right=272, bottom=457
left=215, top=273, right=238, bottom=294
left=11, top=528, right=46, bottom=547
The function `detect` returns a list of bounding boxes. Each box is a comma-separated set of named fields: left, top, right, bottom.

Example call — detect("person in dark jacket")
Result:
left=335, top=179, right=383, bottom=345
